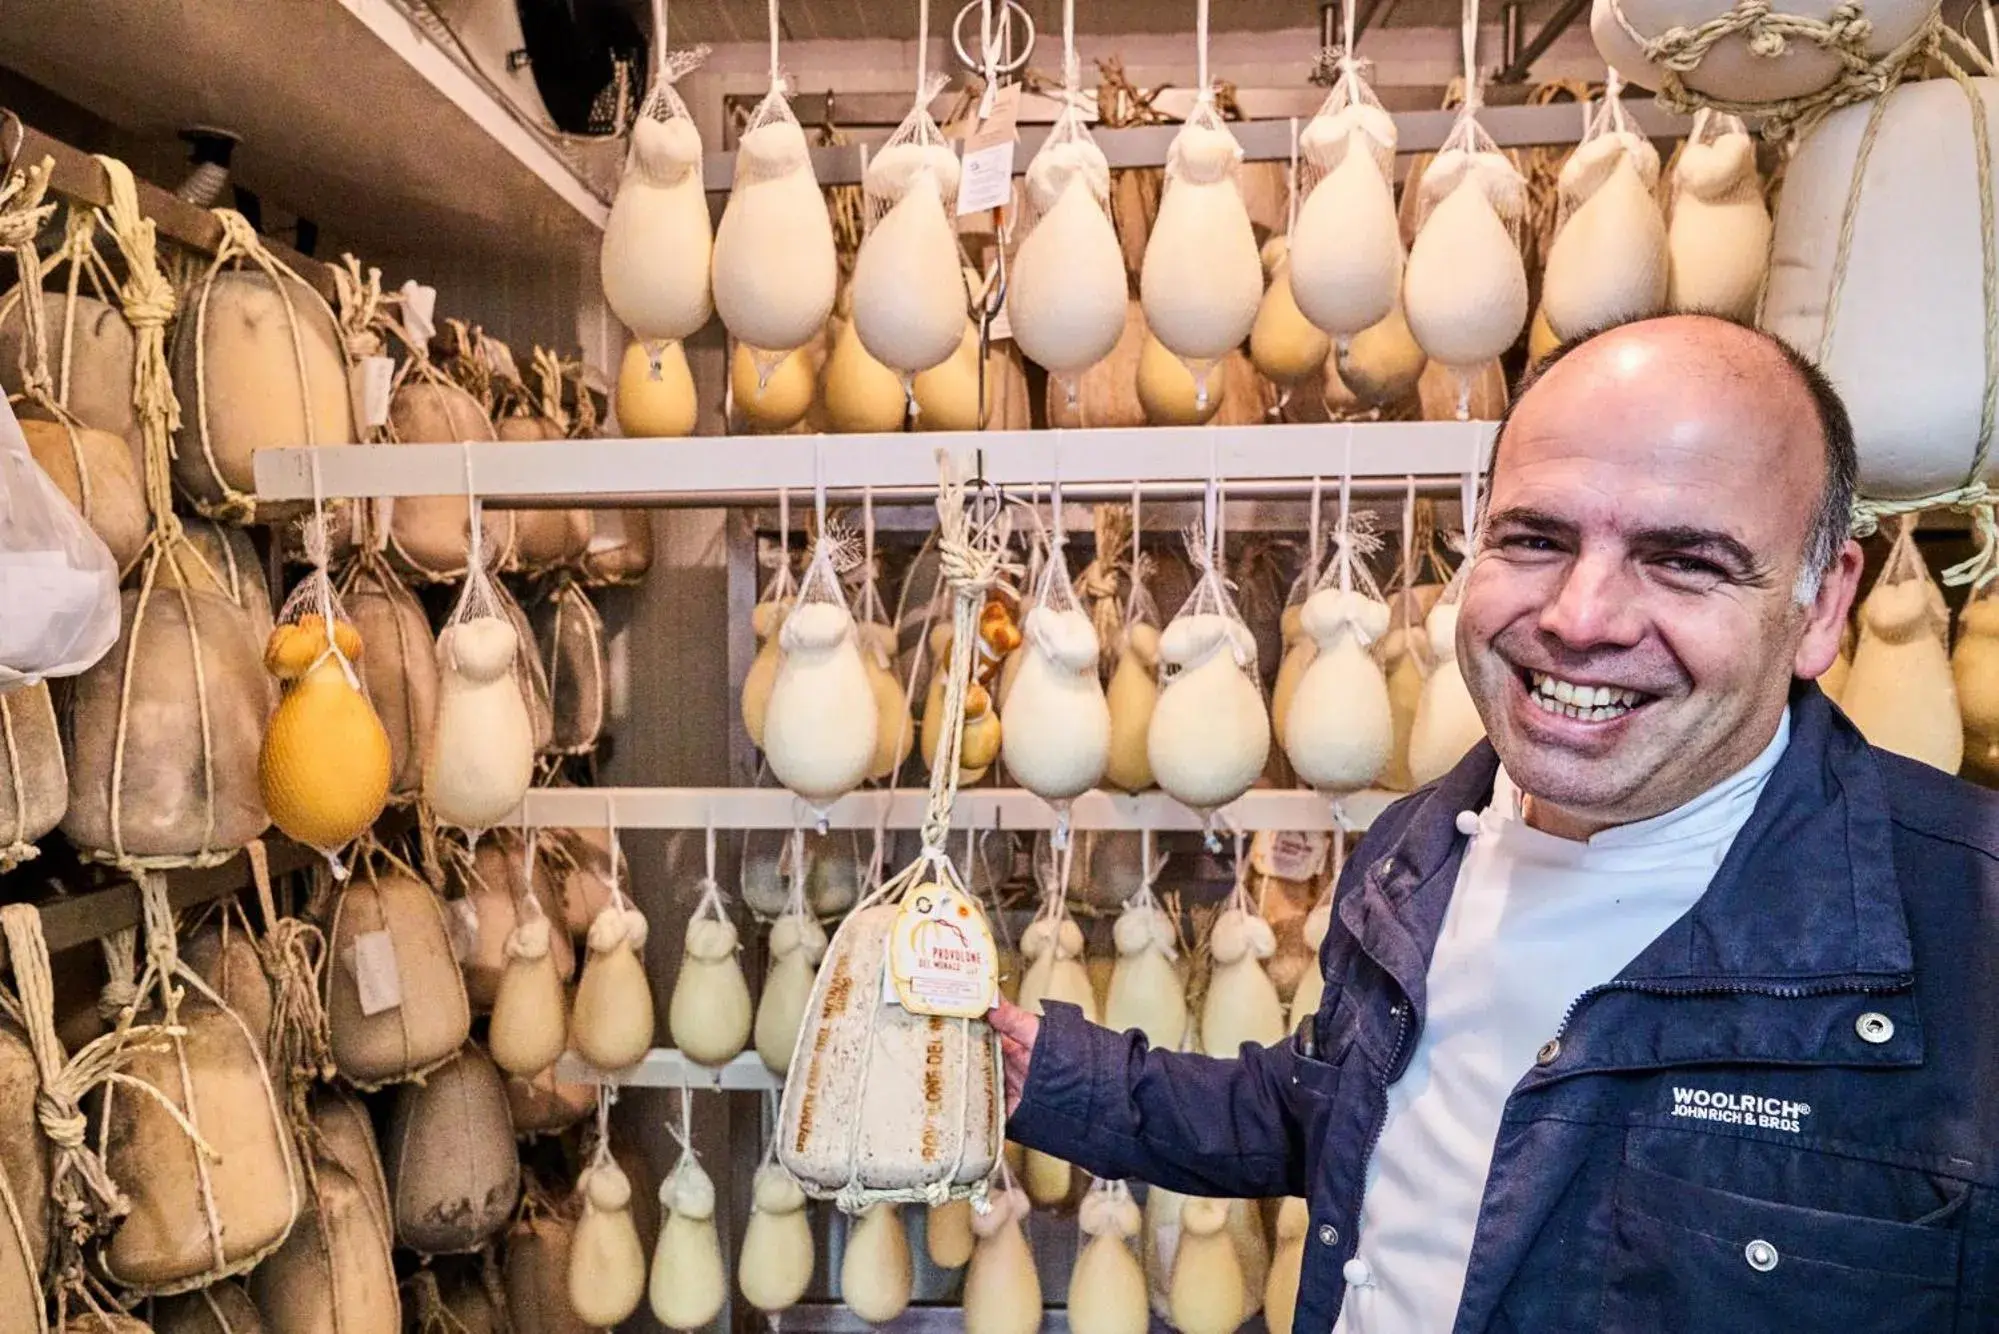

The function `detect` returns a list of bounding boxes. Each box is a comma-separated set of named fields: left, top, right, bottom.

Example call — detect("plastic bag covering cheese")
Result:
left=1250, top=238, right=1331, bottom=385
left=1589, top=0, right=1933, bottom=108
left=763, top=534, right=878, bottom=804
left=423, top=548, right=534, bottom=831
left=614, top=339, right=697, bottom=438
left=0, top=391, right=117, bottom=686
left=1147, top=534, right=1271, bottom=812
left=852, top=95, right=968, bottom=376
left=601, top=48, right=713, bottom=343
left=964, top=1184, right=1040, bottom=1334
left=1289, top=64, right=1404, bottom=340
left=650, top=1149, right=726, bottom=1330
left=1408, top=598, right=1487, bottom=785
left=1842, top=518, right=1962, bottom=772
left=1071, top=1180, right=1147, bottom=1334
left=740, top=1162, right=814, bottom=1312
left=1009, top=102, right=1126, bottom=381
left=713, top=85, right=838, bottom=356
left=1665, top=110, right=1769, bottom=320
left=667, top=877, right=752, bottom=1066
left=570, top=1156, right=647, bottom=1328
left=841, top=1205, right=913, bottom=1324
left=1403, top=115, right=1529, bottom=368
left=1761, top=76, right=1999, bottom=500
left=1002, top=540, right=1111, bottom=802
left=1105, top=850, right=1187, bottom=1048
left=1284, top=556, right=1395, bottom=793
left=1141, top=100, right=1264, bottom=367
left=1541, top=81, right=1668, bottom=340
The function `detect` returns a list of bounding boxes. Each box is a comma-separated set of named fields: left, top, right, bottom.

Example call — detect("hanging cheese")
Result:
left=495, top=413, right=589, bottom=574
left=1140, top=116, right=1263, bottom=363
left=1541, top=131, right=1668, bottom=340
left=841, top=1205, right=913, bottom=1325
left=859, top=622, right=915, bottom=780
left=1002, top=604, right=1111, bottom=802
left=762, top=597, right=878, bottom=804
left=533, top=580, right=608, bottom=756
left=1070, top=1183, right=1147, bottom=1334
left=1333, top=299, right=1427, bottom=408
left=1665, top=115, right=1769, bottom=320
left=1106, top=893, right=1186, bottom=1048
left=712, top=112, right=839, bottom=354
left=913, top=323, right=1034, bottom=432
left=337, top=555, right=438, bottom=803
left=731, top=338, right=817, bottom=433
left=0, top=289, right=140, bottom=465
left=1268, top=602, right=1314, bottom=749
left=1048, top=300, right=1147, bottom=430
left=571, top=905, right=654, bottom=1071
left=0, top=1014, right=47, bottom=1319
left=926, top=1199, right=975, bottom=1270
left=258, top=616, right=392, bottom=855
left=1017, top=907, right=1096, bottom=1205
left=739, top=1164, right=814, bottom=1313
left=1289, top=103, right=1404, bottom=339
left=1136, top=328, right=1226, bottom=425
left=325, top=853, right=471, bottom=1088
left=1589, top=0, right=1932, bottom=108
left=489, top=913, right=569, bottom=1077
left=1249, top=240, right=1331, bottom=385
left=1528, top=305, right=1561, bottom=367
left=1418, top=356, right=1509, bottom=423
left=384, top=377, right=505, bottom=584
left=741, top=827, right=864, bottom=919
left=1958, top=598, right=1999, bottom=774
left=1147, top=613, right=1270, bottom=811
left=171, top=265, right=352, bottom=517
left=0, top=682, right=63, bottom=871
left=853, top=151, right=967, bottom=375
left=424, top=614, right=535, bottom=830
left=1284, top=588, right=1394, bottom=792
left=754, top=909, right=827, bottom=1073
left=1841, top=533, right=1962, bottom=772
left=1010, top=132, right=1126, bottom=381
left=554, top=826, right=625, bottom=938
left=1288, top=900, right=1332, bottom=1032
left=1403, top=150, right=1529, bottom=369
left=668, top=904, right=752, bottom=1066
left=1104, top=622, right=1161, bottom=793
left=1168, top=1198, right=1246, bottom=1334
left=650, top=1156, right=727, bottom=1330
left=180, top=919, right=272, bottom=1055
left=153, top=1281, right=265, bottom=1334
left=506, top=1215, right=591, bottom=1334
left=383, top=1043, right=520, bottom=1255
left=964, top=1187, right=1040, bottom=1334
left=1408, top=602, right=1487, bottom=785
left=506, top=1058, right=597, bottom=1138
left=19, top=416, right=146, bottom=574
left=823, top=317, right=909, bottom=432
left=1264, top=1198, right=1309, bottom=1334
left=1760, top=77, right=1999, bottom=501
left=570, top=1159, right=648, bottom=1328
left=310, top=1085, right=393, bottom=1248
left=742, top=597, right=791, bottom=749
left=1201, top=906, right=1284, bottom=1055
left=459, top=833, right=577, bottom=1011
left=581, top=509, right=653, bottom=587
left=601, top=109, right=713, bottom=344
left=247, top=1142, right=400, bottom=1334
left=614, top=339, right=698, bottom=439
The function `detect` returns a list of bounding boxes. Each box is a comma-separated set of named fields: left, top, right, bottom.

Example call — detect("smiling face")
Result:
left=1459, top=318, right=1862, bottom=839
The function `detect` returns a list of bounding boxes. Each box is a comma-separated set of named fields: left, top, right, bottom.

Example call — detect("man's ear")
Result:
left=1794, top=538, right=1864, bottom=680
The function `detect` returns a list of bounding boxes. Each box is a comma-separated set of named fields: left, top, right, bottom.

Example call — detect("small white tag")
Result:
left=986, top=303, right=1012, bottom=343
left=349, top=356, right=395, bottom=428
left=481, top=337, right=520, bottom=383
left=956, top=84, right=1021, bottom=217
left=1252, top=830, right=1330, bottom=883
left=446, top=898, right=480, bottom=963
left=349, top=930, right=403, bottom=1016
left=400, top=281, right=438, bottom=345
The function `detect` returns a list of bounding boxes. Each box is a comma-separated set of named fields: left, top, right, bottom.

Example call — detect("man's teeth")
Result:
left=1527, top=671, right=1644, bottom=721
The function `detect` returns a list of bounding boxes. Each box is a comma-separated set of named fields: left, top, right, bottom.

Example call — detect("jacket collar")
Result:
left=1352, top=683, right=1914, bottom=993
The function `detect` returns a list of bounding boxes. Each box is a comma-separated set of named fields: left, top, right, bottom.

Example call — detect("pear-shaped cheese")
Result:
left=1018, top=912, right=1098, bottom=1203
left=602, top=116, right=713, bottom=342
left=1136, top=332, right=1227, bottom=425
left=1264, top=1198, right=1309, bottom=1334
left=1070, top=1196, right=1148, bottom=1334
left=1103, top=626, right=1161, bottom=793
left=1168, top=1198, right=1246, bottom=1334
left=1001, top=606, right=1111, bottom=801
left=1105, top=899, right=1187, bottom=1048
left=1290, top=144, right=1404, bottom=338
left=1011, top=169, right=1127, bottom=377
left=764, top=603, right=879, bottom=803
left=1284, top=588, right=1394, bottom=792
left=1666, top=130, right=1770, bottom=320
left=669, top=915, right=753, bottom=1065
left=1288, top=904, right=1333, bottom=1032
left=1958, top=601, right=1999, bottom=774
left=963, top=1204, right=1041, bottom=1334
left=731, top=340, right=816, bottom=432
left=649, top=1160, right=727, bottom=1331
left=1404, top=173, right=1528, bottom=368
left=425, top=616, right=535, bottom=830
left=1140, top=125, right=1263, bottom=361
left=489, top=916, right=569, bottom=1077
left=753, top=910, right=827, bottom=1073
left=1542, top=150, right=1669, bottom=339
left=570, top=1160, right=648, bottom=1327
left=571, top=907, right=655, bottom=1071
left=853, top=173, right=967, bottom=374
left=742, top=599, right=790, bottom=748
left=1250, top=244, right=1332, bottom=385
left=713, top=118, right=839, bottom=352
left=1201, top=908, right=1284, bottom=1055
left=1335, top=299, right=1428, bottom=407
left=823, top=318, right=909, bottom=432
left=615, top=339, right=698, bottom=438
left=841, top=1204, right=913, bottom=1324
left=927, top=1199, right=976, bottom=1270
left=739, top=1164, right=814, bottom=1313
left=1147, top=614, right=1270, bottom=811
left=1844, top=576, right=1962, bottom=772
left=1407, top=603, right=1486, bottom=785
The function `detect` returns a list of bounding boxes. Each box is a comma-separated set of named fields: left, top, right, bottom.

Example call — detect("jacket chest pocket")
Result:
left=1599, top=1163, right=1964, bottom=1334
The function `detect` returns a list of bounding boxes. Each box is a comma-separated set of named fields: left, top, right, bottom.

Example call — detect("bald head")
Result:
left=1494, top=315, right=1857, bottom=603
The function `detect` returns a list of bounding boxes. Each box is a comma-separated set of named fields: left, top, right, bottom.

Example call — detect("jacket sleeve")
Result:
left=1003, top=1000, right=1314, bottom=1199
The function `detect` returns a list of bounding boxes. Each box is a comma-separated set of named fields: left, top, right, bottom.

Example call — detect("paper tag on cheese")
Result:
left=884, top=883, right=998, bottom=1017
left=1251, top=830, right=1330, bottom=883
left=349, top=356, right=395, bottom=428
left=400, top=281, right=438, bottom=345
left=956, top=84, right=1021, bottom=217
left=349, top=931, right=403, bottom=1016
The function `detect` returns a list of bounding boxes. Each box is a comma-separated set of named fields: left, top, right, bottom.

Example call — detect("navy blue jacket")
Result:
left=1007, top=687, right=1999, bottom=1331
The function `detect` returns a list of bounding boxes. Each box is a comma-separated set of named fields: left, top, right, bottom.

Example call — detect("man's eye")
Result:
left=1499, top=534, right=1561, bottom=553
left=1655, top=555, right=1725, bottom=579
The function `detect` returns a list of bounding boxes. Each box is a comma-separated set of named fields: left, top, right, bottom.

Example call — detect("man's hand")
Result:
left=987, top=998, right=1040, bottom=1117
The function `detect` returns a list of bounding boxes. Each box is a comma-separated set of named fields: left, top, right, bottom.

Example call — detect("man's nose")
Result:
left=1538, top=551, right=1644, bottom=649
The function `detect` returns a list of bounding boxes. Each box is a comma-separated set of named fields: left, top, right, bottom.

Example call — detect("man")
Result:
left=991, top=315, right=1999, bottom=1331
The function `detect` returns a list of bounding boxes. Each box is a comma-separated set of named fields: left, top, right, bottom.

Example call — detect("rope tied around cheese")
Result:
left=243, top=839, right=338, bottom=1141
left=0, top=694, right=33, bottom=871
left=1834, top=26, right=1998, bottom=581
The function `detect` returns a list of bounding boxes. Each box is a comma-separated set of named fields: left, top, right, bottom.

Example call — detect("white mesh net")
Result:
left=1297, top=58, right=1395, bottom=200
left=1415, top=110, right=1527, bottom=238
left=1017, top=98, right=1112, bottom=241
left=274, top=512, right=363, bottom=692
left=734, top=79, right=812, bottom=191
left=1159, top=519, right=1259, bottom=689
left=1555, top=71, right=1662, bottom=231
left=864, top=74, right=960, bottom=228
left=1163, top=95, right=1244, bottom=197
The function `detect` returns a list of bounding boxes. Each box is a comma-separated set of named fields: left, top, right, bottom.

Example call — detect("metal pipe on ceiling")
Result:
left=1493, top=0, right=1590, bottom=82
left=1503, top=1, right=1524, bottom=65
